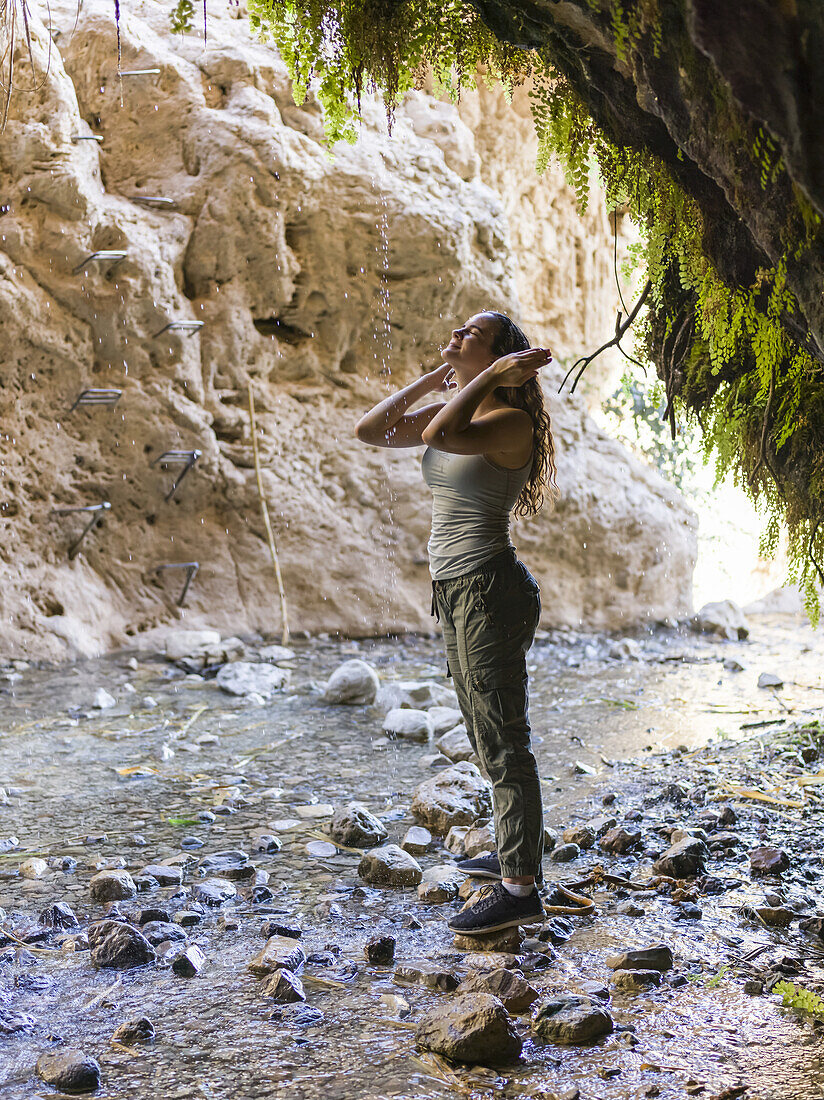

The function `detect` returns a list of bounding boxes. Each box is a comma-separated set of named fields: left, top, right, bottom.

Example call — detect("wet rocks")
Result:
left=93, top=688, right=116, bottom=709
left=111, top=1017, right=155, bottom=1045
left=330, top=803, right=388, bottom=848
left=462, top=821, right=496, bottom=858
left=138, top=864, right=183, bottom=888
left=365, top=934, right=396, bottom=965
left=563, top=824, right=596, bottom=850
left=171, top=944, right=207, bottom=977
left=199, top=850, right=252, bottom=880
left=445, top=825, right=470, bottom=855
left=415, top=993, right=522, bottom=1064
left=358, top=845, right=422, bottom=887
left=141, top=921, right=188, bottom=947
left=550, top=843, right=580, bottom=863
left=453, top=927, right=524, bottom=953
left=89, top=870, right=137, bottom=902
left=40, top=902, right=78, bottom=929
left=401, top=826, right=432, bottom=854
left=612, top=968, right=662, bottom=991
left=395, top=963, right=460, bottom=991
left=411, top=762, right=492, bottom=834
left=248, top=936, right=306, bottom=977
left=653, top=837, right=708, bottom=878
left=436, top=727, right=476, bottom=763
left=599, top=825, right=643, bottom=854
left=692, top=600, right=749, bottom=640
left=216, top=662, right=290, bottom=697
left=88, top=920, right=156, bottom=969
left=164, top=629, right=221, bottom=661
left=606, top=945, right=673, bottom=972
left=36, top=1048, right=101, bottom=1093
left=532, top=995, right=614, bottom=1044
left=417, top=864, right=463, bottom=903
left=375, top=680, right=455, bottom=711
left=322, top=659, right=380, bottom=705
left=458, top=968, right=538, bottom=1013
left=193, top=879, right=238, bottom=906
left=261, top=968, right=305, bottom=1002
left=429, top=706, right=464, bottom=734
left=757, top=671, right=784, bottom=689
left=750, top=847, right=791, bottom=874
left=19, top=857, right=48, bottom=879
left=382, top=707, right=433, bottom=742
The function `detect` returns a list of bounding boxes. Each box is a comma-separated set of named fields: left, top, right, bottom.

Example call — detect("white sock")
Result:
left=502, top=881, right=534, bottom=898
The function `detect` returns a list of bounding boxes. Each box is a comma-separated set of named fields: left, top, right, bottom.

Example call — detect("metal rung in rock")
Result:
left=50, top=501, right=111, bottom=560
left=130, top=196, right=176, bottom=208
left=153, top=321, right=204, bottom=338
left=155, top=562, right=199, bottom=607
left=69, top=389, right=122, bottom=413
left=119, top=69, right=161, bottom=77
left=71, top=134, right=103, bottom=143
left=152, top=449, right=201, bottom=501
left=72, top=250, right=127, bottom=275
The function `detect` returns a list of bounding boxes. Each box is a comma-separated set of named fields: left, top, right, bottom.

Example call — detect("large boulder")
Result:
left=322, top=660, right=380, bottom=705
left=358, top=845, right=422, bottom=887
left=415, top=993, right=522, bottom=1065
left=411, top=762, right=492, bottom=835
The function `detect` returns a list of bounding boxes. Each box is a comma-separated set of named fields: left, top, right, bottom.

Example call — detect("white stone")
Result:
left=93, top=688, right=116, bottom=710
left=216, top=662, right=290, bottom=697
left=382, top=707, right=434, bottom=742
left=607, top=637, right=641, bottom=660
left=322, top=660, right=380, bottom=705
left=258, top=645, right=297, bottom=664
left=375, top=681, right=457, bottom=712
left=692, top=600, right=749, bottom=640
left=164, top=630, right=222, bottom=661
left=428, top=706, right=464, bottom=735
left=436, top=726, right=476, bottom=763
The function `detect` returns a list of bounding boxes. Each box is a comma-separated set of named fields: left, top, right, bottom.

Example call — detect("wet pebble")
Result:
left=410, top=762, right=492, bottom=834
left=171, top=944, right=206, bottom=977
left=88, top=920, right=156, bottom=969
left=436, top=727, right=476, bottom=763
left=138, top=864, right=183, bottom=887
left=653, top=837, right=708, bottom=878
left=193, top=879, right=237, bottom=906
left=261, top=967, right=305, bottom=1002
left=750, top=846, right=791, bottom=874
left=40, top=902, right=78, bottom=929
left=306, top=840, right=337, bottom=858
left=395, top=963, right=459, bottom=991
left=330, top=802, right=387, bottom=847
left=142, top=921, right=188, bottom=946
left=549, top=843, right=580, bottom=863
left=612, top=968, right=662, bottom=991
left=458, top=967, right=538, bottom=1013
left=248, top=935, right=306, bottom=976
left=19, top=858, right=48, bottom=879
left=606, top=945, right=673, bottom=972
left=383, top=707, right=434, bottom=742
left=111, top=1017, right=155, bottom=1044
left=401, top=826, right=432, bottom=854
left=358, top=844, right=422, bottom=887
left=321, top=659, right=380, bottom=704
left=365, top=934, right=395, bottom=965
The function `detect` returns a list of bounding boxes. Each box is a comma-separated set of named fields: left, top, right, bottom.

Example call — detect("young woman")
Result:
left=354, top=311, right=556, bottom=934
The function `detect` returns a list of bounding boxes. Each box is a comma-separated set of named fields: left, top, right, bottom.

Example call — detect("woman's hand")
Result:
left=423, top=363, right=457, bottom=392
left=491, top=347, right=552, bottom=387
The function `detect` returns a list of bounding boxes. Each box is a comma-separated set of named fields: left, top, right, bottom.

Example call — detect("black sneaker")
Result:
left=455, top=851, right=544, bottom=887
left=447, top=882, right=545, bottom=935
left=454, top=852, right=501, bottom=879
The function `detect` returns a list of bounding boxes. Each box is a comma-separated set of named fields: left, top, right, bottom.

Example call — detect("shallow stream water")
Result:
left=1, top=615, right=823, bottom=1099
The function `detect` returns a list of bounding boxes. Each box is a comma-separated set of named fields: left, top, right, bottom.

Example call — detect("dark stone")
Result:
left=198, top=850, right=250, bottom=877
left=532, top=995, right=614, bottom=1044
left=251, top=885, right=275, bottom=904
left=111, top=1017, right=155, bottom=1044
left=171, top=944, right=206, bottom=977
left=261, top=968, right=306, bottom=1003
left=750, top=847, right=791, bottom=874
left=653, top=837, right=708, bottom=878
left=40, top=902, right=78, bottom=929
left=549, top=843, right=580, bottom=863
left=539, top=917, right=575, bottom=945
left=88, top=920, right=156, bottom=969
left=137, top=907, right=172, bottom=925
left=193, top=878, right=237, bottom=906
left=395, top=963, right=459, bottom=992
left=261, top=921, right=303, bottom=940
left=599, top=825, right=643, bottom=854
left=606, top=945, right=673, bottom=972
left=562, top=824, right=596, bottom=850
left=330, top=803, right=388, bottom=848
left=365, top=934, right=396, bottom=965
left=36, top=1049, right=101, bottom=1093
left=416, top=992, right=522, bottom=1064
left=141, top=921, right=188, bottom=947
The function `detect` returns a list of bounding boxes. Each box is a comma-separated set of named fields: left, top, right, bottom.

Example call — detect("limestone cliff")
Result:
left=0, top=0, right=696, bottom=660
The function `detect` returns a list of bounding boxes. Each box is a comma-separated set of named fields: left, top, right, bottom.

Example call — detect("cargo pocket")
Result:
left=466, top=662, right=531, bottom=765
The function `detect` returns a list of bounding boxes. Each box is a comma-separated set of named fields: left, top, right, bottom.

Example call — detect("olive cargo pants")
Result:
left=431, top=547, right=543, bottom=878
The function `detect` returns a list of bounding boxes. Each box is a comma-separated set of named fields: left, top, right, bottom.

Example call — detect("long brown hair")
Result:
left=487, top=311, right=559, bottom=517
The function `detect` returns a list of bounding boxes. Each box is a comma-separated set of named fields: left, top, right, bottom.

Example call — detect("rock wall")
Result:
left=0, top=0, right=696, bottom=661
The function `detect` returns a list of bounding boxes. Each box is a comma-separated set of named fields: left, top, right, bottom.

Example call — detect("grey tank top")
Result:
left=421, top=446, right=531, bottom=580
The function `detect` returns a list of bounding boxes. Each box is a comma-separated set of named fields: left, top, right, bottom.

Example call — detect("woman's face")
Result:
left=441, top=313, right=499, bottom=381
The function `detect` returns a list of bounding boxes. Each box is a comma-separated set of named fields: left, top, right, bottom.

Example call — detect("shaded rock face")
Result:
left=415, top=992, right=522, bottom=1065
left=0, top=0, right=695, bottom=661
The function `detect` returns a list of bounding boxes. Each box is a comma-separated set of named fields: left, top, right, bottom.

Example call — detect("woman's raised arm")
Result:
left=354, top=364, right=452, bottom=448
